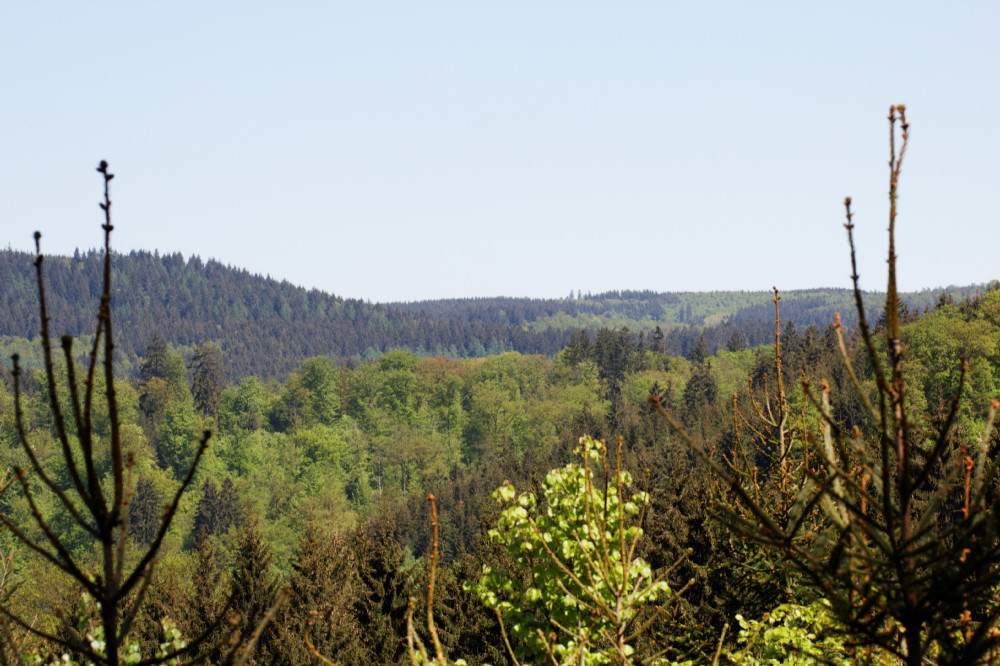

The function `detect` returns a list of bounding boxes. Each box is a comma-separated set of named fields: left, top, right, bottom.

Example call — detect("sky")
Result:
left=2, top=2, right=998, bottom=303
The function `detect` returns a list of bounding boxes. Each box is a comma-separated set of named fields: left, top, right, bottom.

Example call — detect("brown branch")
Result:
left=30, top=234, right=90, bottom=513
left=115, top=430, right=212, bottom=602
left=231, top=586, right=288, bottom=666
left=83, top=314, right=107, bottom=520
left=8, top=358, right=99, bottom=538
left=96, top=161, right=126, bottom=530
left=424, top=494, right=446, bottom=663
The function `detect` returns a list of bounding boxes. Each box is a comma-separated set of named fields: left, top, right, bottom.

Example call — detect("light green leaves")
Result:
left=468, top=435, right=678, bottom=665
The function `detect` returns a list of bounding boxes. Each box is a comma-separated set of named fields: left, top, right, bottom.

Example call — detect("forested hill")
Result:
left=0, top=249, right=568, bottom=379
left=0, top=248, right=985, bottom=381
left=388, top=288, right=980, bottom=331
left=388, top=285, right=984, bottom=348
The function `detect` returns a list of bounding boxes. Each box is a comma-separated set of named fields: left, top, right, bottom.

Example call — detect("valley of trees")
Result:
left=2, top=279, right=998, bottom=663
left=1, top=247, right=982, bottom=381
left=2, top=112, right=1000, bottom=664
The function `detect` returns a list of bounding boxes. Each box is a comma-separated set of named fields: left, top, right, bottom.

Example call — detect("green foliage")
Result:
left=22, top=596, right=189, bottom=665
left=470, top=435, right=682, bottom=665
left=901, top=295, right=1000, bottom=431
left=351, top=514, right=411, bottom=664
left=139, top=334, right=169, bottom=386
left=189, top=341, right=225, bottom=418
left=229, top=517, right=280, bottom=662
left=193, top=477, right=240, bottom=538
left=188, top=530, right=228, bottom=663
left=0, top=162, right=227, bottom=665
left=654, top=107, right=1000, bottom=666
left=127, top=476, right=162, bottom=545
left=2, top=138, right=997, bottom=663
left=153, top=399, right=204, bottom=477
left=272, top=521, right=363, bottom=665
left=220, top=376, right=274, bottom=435
left=728, top=601, right=861, bottom=665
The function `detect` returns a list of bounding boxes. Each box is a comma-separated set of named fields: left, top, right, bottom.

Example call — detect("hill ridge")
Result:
left=0, top=248, right=987, bottom=380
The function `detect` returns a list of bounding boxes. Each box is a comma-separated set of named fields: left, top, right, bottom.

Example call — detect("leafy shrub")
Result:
left=466, top=435, right=688, bottom=665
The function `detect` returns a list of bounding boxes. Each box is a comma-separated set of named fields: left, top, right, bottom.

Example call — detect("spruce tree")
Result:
left=190, top=341, right=225, bottom=418
left=272, top=521, right=363, bottom=665
left=229, top=517, right=280, bottom=664
left=651, top=324, right=665, bottom=353
left=726, top=329, right=746, bottom=352
left=139, top=334, right=169, bottom=385
left=351, top=514, right=410, bottom=665
left=683, top=360, right=718, bottom=411
left=687, top=332, right=709, bottom=364
left=193, top=478, right=220, bottom=536
left=139, top=334, right=172, bottom=423
left=193, top=477, right=241, bottom=538
left=127, top=476, right=162, bottom=545
left=0, top=161, right=223, bottom=663
left=218, top=477, right=241, bottom=532
left=188, top=527, right=227, bottom=664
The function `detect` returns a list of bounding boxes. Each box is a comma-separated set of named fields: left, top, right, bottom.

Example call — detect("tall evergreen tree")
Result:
left=350, top=514, right=410, bottom=665
left=139, top=334, right=171, bottom=421
left=193, top=477, right=241, bottom=537
left=562, top=329, right=592, bottom=366
left=127, top=476, right=161, bottom=545
left=687, top=332, right=710, bottom=364
left=219, top=477, right=241, bottom=532
left=272, top=522, right=363, bottom=665
left=229, top=517, right=280, bottom=664
left=190, top=341, right=225, bottom=418
left=651, top=325, right=665, bottom=353
left=726, top=329, right=746, bottom=352
left=188, top=528, right=228, bottom=664
left=683, top=360, right=718, bottom=412
left=193, top=478, right=220, bottom=536
left=139, top=334, right=169, bottom=385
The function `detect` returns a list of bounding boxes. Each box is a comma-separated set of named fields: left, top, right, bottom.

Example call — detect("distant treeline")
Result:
left=0, top=248, right=985, bottom=380
left=0, top=249, right=568, bottom=378
left=387, top=285, right=984, bottom=357
left=388, top=290, right=681, bottom=325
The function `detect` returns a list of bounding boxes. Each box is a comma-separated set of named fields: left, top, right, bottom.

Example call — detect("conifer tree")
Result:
left=726, top=329, right=746, bottom=352
left=194, top=477, right=241, bottom=538
left=683, top=360, right=718, bottom=413
left=272, top=521, right=363, bottom=665
left=654, top=106, right=1000, bottom=666
left=139, top=334, right=172, bottom=424
left=0, top=161, right=230, bottom=664
left=687, top=332, right=709, bottom=364
left=229, top=517, right=280, bottom=664
left=351, top=514, right=410, bottom=664
left=127, top=476, right=162, bottom=545
left=122, top=565, right=188, bottom=661
left=193, top=478, right=221, bottom=536
left=563, top=329, right=592, bottom=366
left=188, top=527, right=228, bottom=664
left=139, top=334, right=169, bottom=385
left=190, top=341, right=225, bottom=418
left=218, top=477, right=241, bottom=532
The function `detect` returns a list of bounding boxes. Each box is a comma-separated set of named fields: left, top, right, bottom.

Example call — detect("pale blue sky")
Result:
left=2, top=2, right=997, bottom=302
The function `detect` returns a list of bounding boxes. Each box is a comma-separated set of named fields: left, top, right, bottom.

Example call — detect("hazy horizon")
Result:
left=3, top=3, right=998, bottom=302
left=2, top=243, right=987, bottom=307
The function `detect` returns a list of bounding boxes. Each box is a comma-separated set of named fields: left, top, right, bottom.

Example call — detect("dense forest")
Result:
left=3, top=114, right=1000, bottom=665
left=0, top=249, right=567, bottom=379
left=0, top=247, right=983, bottom=381
left=2, top=276, right=998, bottom=663
left=388, top=287, right=973, bottom=332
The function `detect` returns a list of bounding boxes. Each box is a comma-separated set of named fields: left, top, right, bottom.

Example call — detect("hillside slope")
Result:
left=0, top=249, right=567, bottom=379
left=0, top=248, right=986, bottom=380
